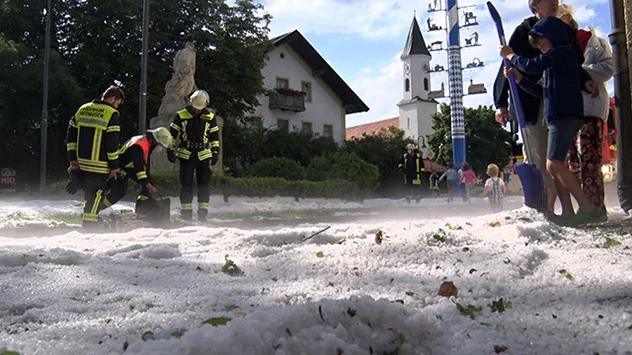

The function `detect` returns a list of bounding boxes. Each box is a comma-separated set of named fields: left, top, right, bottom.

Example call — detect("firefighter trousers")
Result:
left=179, top=156, right=211, bottom=215
left=97, top=171, right=151, bottom=213
left=82, top=172, right=109, bottom=226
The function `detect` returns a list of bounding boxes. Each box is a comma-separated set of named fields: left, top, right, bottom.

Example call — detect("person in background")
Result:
left=398, top=143, right=425, bottom=203
left=558, top=3, right=614, bottom=221
left=482, top=163, right=507, bottom=213
left=459, top=162, right=477, bottom=203
left=65, top=84, right=124, bottom=227
left=439, top=162, right=458, bottom=203
left=167, top=89, right=221, bottom=222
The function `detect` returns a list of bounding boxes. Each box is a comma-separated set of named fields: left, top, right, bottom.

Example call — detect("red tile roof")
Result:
left=346, top=117, right=399, bottom=140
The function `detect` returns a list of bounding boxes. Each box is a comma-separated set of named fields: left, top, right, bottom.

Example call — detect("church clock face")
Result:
left=422, top=63, right=430, bottom=73
left=404, top=63, right=411, bottom=74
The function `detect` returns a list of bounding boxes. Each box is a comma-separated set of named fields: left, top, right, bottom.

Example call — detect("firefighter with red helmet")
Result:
left=167, top=89, right=220, bottom=221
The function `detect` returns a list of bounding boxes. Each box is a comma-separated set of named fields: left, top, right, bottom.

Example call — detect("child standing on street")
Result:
left=500, top=16, right=602, bottom=226
left=482, top=164, right=506, bottom=213
left=439, top=163, right=458, bottom=203
left=459, top=162, right=477, bottom=203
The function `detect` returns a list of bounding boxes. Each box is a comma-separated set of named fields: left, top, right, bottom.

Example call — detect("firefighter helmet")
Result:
left=147, top=127, right=175, bottom=149
left=189, top=89, right=210, bottom=110
left=406, top=143, right=417, bottom=150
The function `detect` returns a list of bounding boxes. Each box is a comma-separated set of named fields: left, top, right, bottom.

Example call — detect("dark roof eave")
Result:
left=272, top=30, right=369, bottom=115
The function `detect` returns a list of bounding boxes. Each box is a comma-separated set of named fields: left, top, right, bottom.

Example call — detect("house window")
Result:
left=405, top=78, right=410, bottom=92
left=276, top=78, right=289, bottom=89
left=302, top=81, right=312, bottom=102
left=323, top=124, right=333, bottom=138
left=302, top=121, right=313, bottom=134
left=424, top=78, right=429, bottom=91
left=277, top=119, right=289, bottom=133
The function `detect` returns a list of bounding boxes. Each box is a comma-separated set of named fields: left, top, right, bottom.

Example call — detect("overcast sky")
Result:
left=253, top=0, right=613, bottom=127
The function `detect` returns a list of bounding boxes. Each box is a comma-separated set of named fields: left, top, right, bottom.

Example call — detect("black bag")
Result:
left=135, top=197, right=170, bottom=221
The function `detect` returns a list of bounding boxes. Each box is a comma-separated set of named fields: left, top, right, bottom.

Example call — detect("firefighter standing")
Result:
left=65, top=85, right=125, bottom=226
left=167, top=89, right=220, bottom=221
left=397, top=143, right=425, bottom=203
left=98, top=127, right=174, bottom=219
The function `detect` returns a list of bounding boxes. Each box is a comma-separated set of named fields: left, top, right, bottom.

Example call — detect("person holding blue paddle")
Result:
left=500, top=16, right=603, bottom=226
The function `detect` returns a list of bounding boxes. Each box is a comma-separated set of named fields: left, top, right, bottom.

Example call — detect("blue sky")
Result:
left=255, top=0, right=613, bottom=127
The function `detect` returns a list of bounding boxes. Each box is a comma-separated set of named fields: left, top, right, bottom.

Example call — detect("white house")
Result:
left=253, top=30, right=369, bottom=144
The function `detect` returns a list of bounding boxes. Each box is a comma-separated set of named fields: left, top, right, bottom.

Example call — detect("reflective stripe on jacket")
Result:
left=169, top=108, right=220, bottom=161
left=66, top=100, right=120, bottom=174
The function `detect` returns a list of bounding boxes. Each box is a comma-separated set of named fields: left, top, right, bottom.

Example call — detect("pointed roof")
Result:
left=271, top=30, right=369, bottom=114
left=401, top=16, right=431, bottom=58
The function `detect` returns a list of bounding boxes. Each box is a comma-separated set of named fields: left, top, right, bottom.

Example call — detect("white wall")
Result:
left=254, top=45, right=345, bottom=144
left=398, top=101, right=436, bottom=143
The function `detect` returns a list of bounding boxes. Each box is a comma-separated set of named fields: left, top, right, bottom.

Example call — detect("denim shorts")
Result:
left=547, top=117, right=584, bottom=161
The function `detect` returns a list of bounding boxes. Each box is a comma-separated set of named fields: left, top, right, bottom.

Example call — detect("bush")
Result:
left=331, top=152, right=380, bottom=191
left=305, top=156, right=331, bottom=181
left=247, top=157, right=305, bottom=181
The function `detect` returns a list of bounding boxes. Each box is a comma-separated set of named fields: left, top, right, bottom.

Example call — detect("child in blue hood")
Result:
left=500, top=16, right=601, bottom=226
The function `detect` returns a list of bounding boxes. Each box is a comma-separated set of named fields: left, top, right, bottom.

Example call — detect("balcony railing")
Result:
left=268, top=91, right=306, bottom=112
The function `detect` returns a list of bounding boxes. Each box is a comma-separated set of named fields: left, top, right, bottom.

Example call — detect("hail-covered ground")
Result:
left=0, top=192, right=631, bottom=355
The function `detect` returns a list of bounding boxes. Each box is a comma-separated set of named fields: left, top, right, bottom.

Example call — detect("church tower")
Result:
left=398, top=15, right=438, bottom=151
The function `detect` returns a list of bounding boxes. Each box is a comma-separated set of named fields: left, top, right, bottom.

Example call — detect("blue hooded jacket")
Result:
left=510, top=16, right=583, bottom=122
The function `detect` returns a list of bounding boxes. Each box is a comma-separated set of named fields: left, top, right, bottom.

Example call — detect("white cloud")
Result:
left=259, top=0, right=614, bottom=126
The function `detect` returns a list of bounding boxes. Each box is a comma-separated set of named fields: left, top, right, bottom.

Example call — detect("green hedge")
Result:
left=48, top=172, right=368, bottom=200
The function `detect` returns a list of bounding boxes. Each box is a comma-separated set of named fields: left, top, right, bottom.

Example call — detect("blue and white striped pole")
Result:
left=446, top=0, right=466, bottom=171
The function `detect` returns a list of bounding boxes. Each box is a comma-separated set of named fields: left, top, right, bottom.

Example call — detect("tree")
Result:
left=428, top=104, right=512, bottom=175
left=0, top=1, right=82, bottom=178
left=341, top=126, right=416, bottom=193
left=0, top=0, right=272, bottom=183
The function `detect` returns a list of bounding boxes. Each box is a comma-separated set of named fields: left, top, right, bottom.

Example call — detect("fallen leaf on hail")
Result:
left=375, top=231, right=383, bottom=245
left=438, top=281, right=458, bottom=297
left=489, top=221, right=501, bottom=227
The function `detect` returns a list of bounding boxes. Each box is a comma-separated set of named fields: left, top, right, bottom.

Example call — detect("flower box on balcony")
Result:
left=268, top=88, right=306, bottom=112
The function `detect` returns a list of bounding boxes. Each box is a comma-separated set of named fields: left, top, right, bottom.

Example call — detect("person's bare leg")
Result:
left=552, top=177, right=574, bottom=217
left=547, top=159, right=595, bottom=212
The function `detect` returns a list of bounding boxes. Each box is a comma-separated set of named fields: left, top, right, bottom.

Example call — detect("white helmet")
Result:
left=189, top=89, right=210, bottom=110
left=406, top=143, right=417, bottom=150
left=147, top=127, right=175, bottom=149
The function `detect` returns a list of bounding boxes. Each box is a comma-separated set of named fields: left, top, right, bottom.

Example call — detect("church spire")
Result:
left=402, top=15, right=431, bottom=58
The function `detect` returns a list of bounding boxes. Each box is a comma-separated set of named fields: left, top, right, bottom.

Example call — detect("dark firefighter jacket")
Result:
left=66, top=100, right=120, bottom=174
left=169, top=107, right=220, bottom=161
left=117, top=135, right=153, bottom=186
left=398, top=152, right=425, bottom=185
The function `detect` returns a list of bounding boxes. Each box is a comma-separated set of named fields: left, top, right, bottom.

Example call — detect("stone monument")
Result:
left=150, top=42, right=197, bottom=174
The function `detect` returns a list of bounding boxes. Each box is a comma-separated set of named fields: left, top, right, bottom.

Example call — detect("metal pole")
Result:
left=40, top=0, right=52, bottom=197
left=138, top=0, right=149, bottom=134
left=446, top=0, right=466, bottom=169
left=609, top=0, right=632, bottom=213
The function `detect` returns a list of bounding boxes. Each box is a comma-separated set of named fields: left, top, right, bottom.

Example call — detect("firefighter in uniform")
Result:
left=167, top=89, right=220, bottom=221
left=97, top=127, right=175, bottom=219
left=397, top=143, right=426, bottom=203
left=66, top=85, right=124, bottom=226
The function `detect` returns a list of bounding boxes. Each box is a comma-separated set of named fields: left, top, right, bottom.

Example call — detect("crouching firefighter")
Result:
left=66, top=127, right=175, bottom=221
left=167, top=89, right=220, bottom=222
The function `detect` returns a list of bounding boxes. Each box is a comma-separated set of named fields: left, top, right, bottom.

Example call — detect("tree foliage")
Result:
left=341, top=126, right=416, bottom=191
left=428, top=104, right=512, bottom=175
left=0, top=0, right=271, bottom=181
